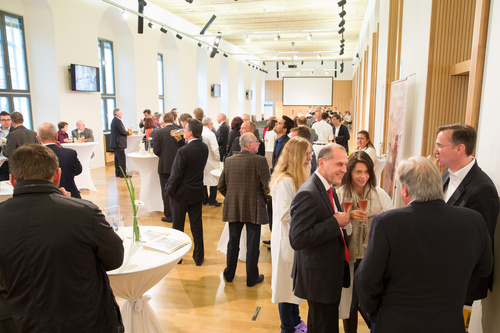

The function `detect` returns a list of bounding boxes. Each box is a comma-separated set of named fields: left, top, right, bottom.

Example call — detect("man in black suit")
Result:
left=153, top=112, right=185, bottom=223
left=435, top=123, right=499, bottom=306
left=216, top=113, right=229, bottom=161
left=167, top=119, right=208, bottom=266
left=2, top=111, right=38, bottom=158
left=0, top=111, right=13, bottom=180
left=38, top=122, right=82, bottom=199
left=355, top=156, right=493, bottom=333
left=331, top=113, right=350, bottom=153
left=110, top=108, right=129, bottom=178
left=289, top=143, right=350, bottom=333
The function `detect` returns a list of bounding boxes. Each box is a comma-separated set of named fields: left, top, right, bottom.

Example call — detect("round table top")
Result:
left=108, top=226, right=191, bottom=276
left=0, top=180, right=14, bottom=196
left=128, top=151, right=158, bottom=159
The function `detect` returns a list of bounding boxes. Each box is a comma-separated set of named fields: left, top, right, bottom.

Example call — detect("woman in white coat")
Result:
left=201, top=117, right=221, bottom=206
left=270, top=137, right=312, bottom=333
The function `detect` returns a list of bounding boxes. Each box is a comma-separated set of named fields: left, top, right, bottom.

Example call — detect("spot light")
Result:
left=338, top=27, right=345, bottom=34
left=121, top=10, right=127, bottom=19
left=301, top=61, right=304, bottom=65
left=245, top=35, right=251, bottom=43
left=148, top=21, right=153, bottom=29
left=338, top=0, right=346, bottom=6
left=307, top=33, right=312, bottom=40
left=321, top=60, right=324, bottom=65
left=339, top=10, right=346, bottom=18
left=223, top=53, right=228, bottom=57
left=176, top=33, right=183, bottom=39
left=275, top=35, right=280, bottom=41
left=339, top=20, right=345, bottom=28
left=317, top=54, right=321, bottom=59
left=160, top=27, right=167, bottom=34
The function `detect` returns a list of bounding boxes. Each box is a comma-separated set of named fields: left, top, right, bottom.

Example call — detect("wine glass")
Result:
left=343, top=197, right=353, bottom=212
left=358, top=197, right=368, bottom=211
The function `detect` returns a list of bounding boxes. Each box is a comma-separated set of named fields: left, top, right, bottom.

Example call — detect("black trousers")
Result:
left=170, top=197, right=204, bottom=263
left=203, top=186, right=218, bottom=204
left=307, top=300, right=340, bottom=333
left=113, top=148, right=126, bottom=176
left=159, top=174, right=171, bottom=218
left=225, top=222, right=261, bottom=284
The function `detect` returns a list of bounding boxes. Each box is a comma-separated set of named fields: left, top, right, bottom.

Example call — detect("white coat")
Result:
left=202, top=126, right=220, bottom=186
left=271, top=176, right=305, bottom=305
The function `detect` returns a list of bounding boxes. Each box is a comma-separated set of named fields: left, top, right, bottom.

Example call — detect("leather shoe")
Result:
left=209, top=201, right=222, bottom=207
left=161, top=216, right=172, bottom=223
left=263, top=240, right=271, bottom=245
left=223, top=268, right=233, bottom=283
left=177, top=259, right=182, bottom=264
left=247, top=274, right=264, bottom=287
left=195, top=258, right=204, bottom=266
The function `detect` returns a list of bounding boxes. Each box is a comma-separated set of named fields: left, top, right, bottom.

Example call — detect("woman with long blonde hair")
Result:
left=270, top=136, right=313, bottom=333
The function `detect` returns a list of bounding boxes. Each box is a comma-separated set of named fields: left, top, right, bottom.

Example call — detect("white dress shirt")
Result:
left=444, top=158, right=475, bottom=202
left=312, top=120, right=333, bottom=143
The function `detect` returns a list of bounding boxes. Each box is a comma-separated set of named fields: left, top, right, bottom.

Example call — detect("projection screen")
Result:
left=282, top=77, right=333, bottom=106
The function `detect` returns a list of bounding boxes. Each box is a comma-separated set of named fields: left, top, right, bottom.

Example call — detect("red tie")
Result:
left=327, top=187, right=349, bottom=263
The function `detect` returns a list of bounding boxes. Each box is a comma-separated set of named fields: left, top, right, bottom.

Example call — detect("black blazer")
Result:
left=333, top=124, right=350, bottom=152
left=110, top=117, right=128, bottom=149
left=216, top=122, right=229, bottom=161
left=46, top=144, right=82, bottom=199
left=355, top=200, right=492, bottom=332
left=166, top=139, right=208, bottom=204
left=443, top=161, right=499, bottom=303
left=289, top=173, right=349, bottom=304
left=153, top=124, right=185, bottom=175
left=272, top=134, right=290, bottom=168
left=3, top=125, right=39, bottom=157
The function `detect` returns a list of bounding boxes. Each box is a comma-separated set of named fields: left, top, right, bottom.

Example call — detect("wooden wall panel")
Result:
left=421, top=0, right=475, bottom=157
left=368, top=25, right=379, bottom=139
left=332, top=80, right=352, bottom=113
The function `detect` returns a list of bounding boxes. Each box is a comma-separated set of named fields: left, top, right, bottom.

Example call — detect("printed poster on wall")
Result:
left=383, top=79, right=407, bottom=199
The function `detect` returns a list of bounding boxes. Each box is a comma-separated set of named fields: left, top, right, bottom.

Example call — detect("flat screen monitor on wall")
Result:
left=211, top=84, right=221, bottom=97
left=70, top=64, right=100, bottom=92
left=282, top=77, right=333, bottom=106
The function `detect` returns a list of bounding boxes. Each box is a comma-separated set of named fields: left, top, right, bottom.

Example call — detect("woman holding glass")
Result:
left=270, top=137, right=312, bottom=333
left=337, top=150, right=392, bottom=332
left=355, top=130, right=378, bottom=163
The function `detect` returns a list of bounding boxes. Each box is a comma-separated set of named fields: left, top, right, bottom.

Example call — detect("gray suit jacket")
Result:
left=71, top=128, right=94, bottom=142
left=289, top=173, right=348, bottom=304
left=218, top=149, right=271, bottom=224
left=3, top=125, right=39, bottom=157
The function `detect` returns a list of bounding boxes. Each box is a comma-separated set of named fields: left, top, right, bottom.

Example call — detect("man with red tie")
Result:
left=290, top=143, right=350, bottom=333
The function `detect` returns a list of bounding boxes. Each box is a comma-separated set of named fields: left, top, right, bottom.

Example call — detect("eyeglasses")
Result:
left=306, top=151, right=313, bottom=157
left=0, top=119, right=10, bottom=122
left=435, top=143, right=454, bottom=150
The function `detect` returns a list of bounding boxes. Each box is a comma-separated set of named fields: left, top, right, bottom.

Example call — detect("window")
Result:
left=158, top=53, right=164, bottom=113
left=0, top=11, right=32, bottom=129
left=98, top=38, right=116, bottom=131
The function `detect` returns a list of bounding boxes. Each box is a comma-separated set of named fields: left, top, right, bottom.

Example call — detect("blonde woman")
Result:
left=270, top=136, right=313, bottom=333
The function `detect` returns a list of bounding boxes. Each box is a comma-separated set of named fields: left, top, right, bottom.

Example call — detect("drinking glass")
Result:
left=343, top=197, right=353, bottom=212
left=358, top=198, right=368, bottom=211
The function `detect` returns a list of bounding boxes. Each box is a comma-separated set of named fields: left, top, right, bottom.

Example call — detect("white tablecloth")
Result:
left=0, top=155, right=6, bottom=168
left=216, top=223, right=248, bottom=261
left=108, top=226, right=191, bottom=333
left=61, top=142, right=98, bottom=192
left=126, top=135, right=145, bottom=172
left=127, top=152, right=163, bottom=216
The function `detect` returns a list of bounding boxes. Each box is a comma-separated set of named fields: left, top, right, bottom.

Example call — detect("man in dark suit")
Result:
left=39, top=122, right=82, bottom=199
left=435, top=123, right=499, bottom=306
left=2, top=111, right=38, bottom=158
left=167, top=119, right=208, bottom=266
left=216, top=113, right=229, bottom=161
left=218, top=132, right=271, bottom=287
left=153, top=112, right=185, bottom=223
left=289, top=143, right=350, bottom=333
left=110, top=108, right=129, bottom=178
left=228, top=121, right=265, bottom=156
left=355, top=156, right=493, bottom=333
left=0, top=111, right=13, bottom=180
left=332, top=113, right=350, bottom=152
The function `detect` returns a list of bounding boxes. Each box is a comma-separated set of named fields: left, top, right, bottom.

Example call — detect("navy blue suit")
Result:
left=46, top=144, right=82, bottom=199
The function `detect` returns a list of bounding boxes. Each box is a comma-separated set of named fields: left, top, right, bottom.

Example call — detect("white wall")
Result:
left=1, top=0, right=266, bottom=168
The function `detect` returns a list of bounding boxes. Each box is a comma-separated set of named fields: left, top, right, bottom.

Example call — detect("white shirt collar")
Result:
left=449, top=157, right=475, bottom=183
left=315, top=171, right=332, bottom=191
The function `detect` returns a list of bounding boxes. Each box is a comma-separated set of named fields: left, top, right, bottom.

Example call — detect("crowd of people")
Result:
left=0, top=105, right=498, bottom=333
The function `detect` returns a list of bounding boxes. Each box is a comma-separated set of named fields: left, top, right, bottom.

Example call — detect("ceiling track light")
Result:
left=321, top=60, right=324, bottom=65
left=307, top=33, right=312, bottom=40
left=275, top=34, right=280, bottom=41
left=339, top=20, right=345, bottom=28
left=121, top=10, right=127, bottom=19
left=245, top=35, right=250, bottom=43
left=310, top=71, right=313, bottom=75
left=138, top=0, right=147, bottom=6
left=176, top=33, right=183, bottom=39
left=160, top=27, right=167, bottom=34
left=263, top=61, right=266, bottom=65
left=338, top=0, right=346, bottom=6
left=317, top=54, right=321, bottom=59
left=185, top=0, right=193, bottom=3
left=339, top=10, right=346, bottom=18
left=148, top=21, right=153, bottom=29
left=197, top=42, right=202, bottom=47
left=223, top=53, right=228, bottom=57
left=340, top=43, right=345, bottom=48
left=282, top=61, right=285, bottom=65
left=301, top=61, right=304, bottom=65
left=340, top=38, right=345, bottom=43
left=339, top=49, right=344, bottom=55
left=338, top=27, right=345, bottom=34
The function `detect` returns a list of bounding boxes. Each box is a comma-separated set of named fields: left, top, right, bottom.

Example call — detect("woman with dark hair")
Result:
left=57, top=122, right=72, bottom=143
left=356, top=130, right=377, bottom=163
left=264, top=117, right=278, bottom=151
left=144, top=118, right=155, bottom=141
left=338, top=150, right=392, bottom=332
left=226, top=116, right=243, bottom=157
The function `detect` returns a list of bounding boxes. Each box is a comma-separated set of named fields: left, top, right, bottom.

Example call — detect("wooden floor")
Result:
left=82, top=164, right=370, bottom=333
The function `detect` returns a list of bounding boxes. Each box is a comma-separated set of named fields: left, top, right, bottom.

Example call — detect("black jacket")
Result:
left=46, top=144, right=82, bottom=199
left=0, top=180, right=124, bottom=332
left=110, top=117, right=128, bottom=149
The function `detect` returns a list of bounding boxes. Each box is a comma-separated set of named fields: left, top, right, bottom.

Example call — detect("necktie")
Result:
left=327, top=187, right=349, bottom=263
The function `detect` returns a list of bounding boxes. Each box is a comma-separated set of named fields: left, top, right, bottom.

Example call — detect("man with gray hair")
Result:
left=110, top=108, right=129, bottom=178
left=71, top=120, right=94, bottom=142
left=242, top=114, right=260, bottom=140
left=355, top=156, right=492, bottom=333
left=39, top=122, right=82, bottom=199
left=229, top=120, right=265, bottom=156
left=218, top=132, right=270, bottom=287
